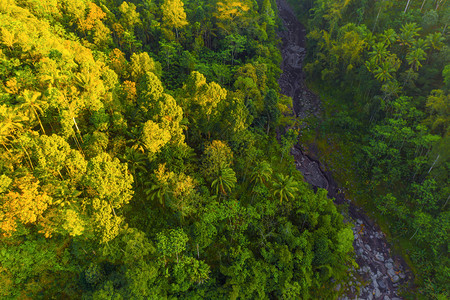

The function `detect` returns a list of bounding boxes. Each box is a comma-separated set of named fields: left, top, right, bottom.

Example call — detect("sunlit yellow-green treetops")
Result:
left=0, top=0, right=359, bottom=298
left=161, top=0, right=188, bottom=38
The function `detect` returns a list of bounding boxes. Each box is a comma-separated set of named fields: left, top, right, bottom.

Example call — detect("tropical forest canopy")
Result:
left=0, top=0, right=355, bottom=299
left=0, top=0, right=448, bottom=298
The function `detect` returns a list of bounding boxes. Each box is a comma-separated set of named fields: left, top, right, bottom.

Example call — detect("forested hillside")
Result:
left=0, top=0, right=356, bottom=298
left=288, top=0, right=448, bottom=298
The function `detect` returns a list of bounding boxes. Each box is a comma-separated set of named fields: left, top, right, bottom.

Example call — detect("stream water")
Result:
left=276, top=0, right=414, bottom=299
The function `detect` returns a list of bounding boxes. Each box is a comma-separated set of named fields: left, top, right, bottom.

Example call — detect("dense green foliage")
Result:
left=290, top=0, right=449, bottom=298
left=0, top=0, right=355, bottom=298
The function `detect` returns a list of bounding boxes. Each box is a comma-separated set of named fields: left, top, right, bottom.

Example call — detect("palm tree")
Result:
left=272, top=173, right=299, bottom=204
left=0, top=27, right=16, bottom=50
left=412, top=38, right=429, bottom=51
left=369, top=42, right=389, bottom=65
left=18, top=89, right=46, bottom=134
left=426, top=32, right=445, bottom=50
left=73, top=72, right=93, bottom=91
left=145, top=180, right=172, bottom=207
left=379, top=29, right=397, bottom=48
left=398, top=23, right=420, bottom=47
left=144, top=164, right=175, bottom=207
left=126, top=126, right=145, bottom=153
left=122, top=147, right=148, bottom=186
left=0, top=105, right=33, bottom=168
left=0, top=105, right=27, bottom=146
left=374, top=60, right=396, bottom=82
left=406, top=47, right=426, bottom=71
left=250, top=161, right=272, bottom=187
left=381, top=80, right=402, bottom=100
left=211, top=166, right=237, bottom=195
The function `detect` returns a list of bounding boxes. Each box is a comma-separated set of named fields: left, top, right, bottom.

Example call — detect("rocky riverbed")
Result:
left=276, top=0, right=414, bottom=299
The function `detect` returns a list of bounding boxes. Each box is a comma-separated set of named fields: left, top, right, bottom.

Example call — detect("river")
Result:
left=276, top=0, right=413, bottom=299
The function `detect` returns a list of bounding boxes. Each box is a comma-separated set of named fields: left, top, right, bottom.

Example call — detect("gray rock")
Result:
left=384, top=296, right=391, bottom=300
left=372, top=278, right=378, bottom=288
left=376, top=253, right=385, bottom=261
left=378, top=280, right=387, bottom=290
left=399, top=272, right=406, bottom=279
left=385, top=262, right=393, bottom=270
left=334, top=284, right=341, bottom=292
left=388, top=269, right=396, bottom=277
left=375, top=288, right=381, bottom=298
left=366, top=244, right=372, bottom=251
left=368, top=293, right=374, bottom=300
left=391, top=275, right=400, bottom=283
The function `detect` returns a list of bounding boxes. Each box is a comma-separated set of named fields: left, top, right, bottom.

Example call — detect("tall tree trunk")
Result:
left=436, top=0, right=446, bottom=10
left=373, top=1, right=384, bottom=32
left=409, top=227, right=419, bottom=240
left=420, top=0, right=427, bottom=10
left=441, top=195, right=449, bottom=210
left=404, top=0, right=412, bottom=13
left=33, top=108, right=46, bottom=135
left=19, top=141, right=34, bottom=170
left=428, top=154, right=440, bottom=173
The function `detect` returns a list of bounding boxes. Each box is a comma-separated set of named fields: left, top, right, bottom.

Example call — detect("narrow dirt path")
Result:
left=276, top=0, right=414, bottom=299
